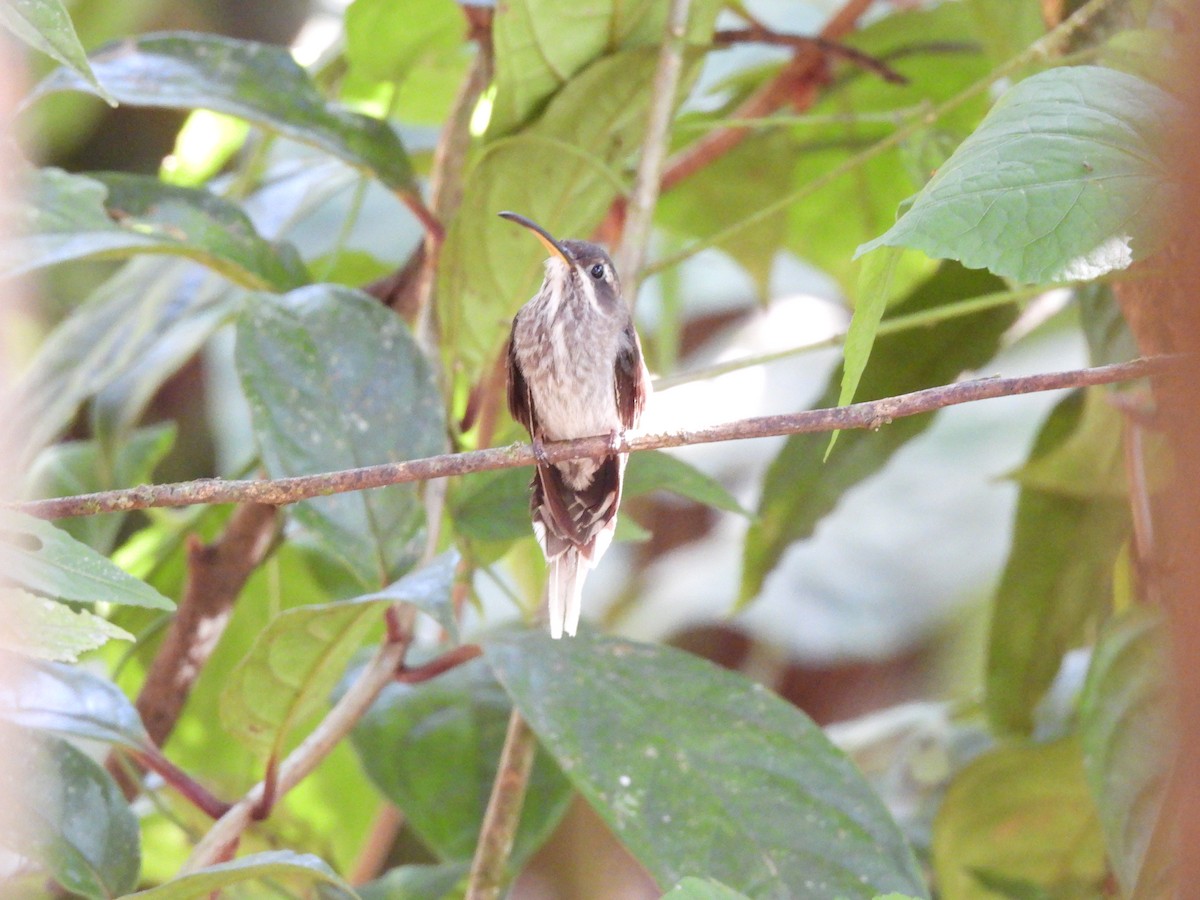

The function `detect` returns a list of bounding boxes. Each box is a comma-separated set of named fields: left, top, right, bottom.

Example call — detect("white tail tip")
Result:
left=548, top=550, right=585, bottom=639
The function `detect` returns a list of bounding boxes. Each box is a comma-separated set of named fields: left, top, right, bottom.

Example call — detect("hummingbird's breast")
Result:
left=512, top=279, right=623, bottom=446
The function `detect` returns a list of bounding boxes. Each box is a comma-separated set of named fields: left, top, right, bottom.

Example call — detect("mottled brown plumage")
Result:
left=501, top=212, right=650, bottom=638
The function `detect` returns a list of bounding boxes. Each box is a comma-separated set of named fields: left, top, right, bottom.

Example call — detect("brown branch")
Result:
left=713, top=28, right=908, bottom=84
left=658, top=0, right=877, bottom=195
left=129, top=745, right=232, bottom=821
left=395, top=643, right=483, bottom=683
left=106, top=502, right=279, bottom=803
left=13, top=357, right=1174, bottom=522
left=135, top=503, right=279, bottom=747
left=464, top=709, right=538, bottom=900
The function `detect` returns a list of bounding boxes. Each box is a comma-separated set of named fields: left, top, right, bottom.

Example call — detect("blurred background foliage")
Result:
left=0, top=0, right=1179, bottom=896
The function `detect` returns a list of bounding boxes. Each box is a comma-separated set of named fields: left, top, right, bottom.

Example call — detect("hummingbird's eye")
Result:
left=589, top=263, right=605, bottom=279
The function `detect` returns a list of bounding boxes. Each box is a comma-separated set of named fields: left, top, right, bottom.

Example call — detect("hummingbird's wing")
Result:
left=614, top=321, right=650, bottom=430
left=505, top=321, right=538, bottom=437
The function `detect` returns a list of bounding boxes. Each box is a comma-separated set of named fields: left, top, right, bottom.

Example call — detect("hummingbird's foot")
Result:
left=606, top=430, right=623, bottom=454
left=532, top=436, right=551, bottom=466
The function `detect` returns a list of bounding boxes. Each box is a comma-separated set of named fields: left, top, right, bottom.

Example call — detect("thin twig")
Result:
left=658, top=0, right=876, bottom=196
left=128, top=745, right=231, bottom=821
left=713, top=28, right=908, bottom=84
left=464, top=708, right=539, bottom=900
left=643, top=0, right=1122, bottom=277
left=182, top=607, right=418, bottom=872
left=395, top=644, right=483, bottom=683
left=12, top=357, right=1173, bottom=521
left=654, top=270, right=1166, bottom=391
left=615, top=0, right=693, bottom=298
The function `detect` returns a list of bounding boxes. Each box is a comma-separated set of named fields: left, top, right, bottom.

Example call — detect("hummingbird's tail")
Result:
left=548, top=548, right=586, bottom=639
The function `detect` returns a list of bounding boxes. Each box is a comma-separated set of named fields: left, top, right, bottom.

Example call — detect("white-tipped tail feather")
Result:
left=547, top=548, right=587, bottom=639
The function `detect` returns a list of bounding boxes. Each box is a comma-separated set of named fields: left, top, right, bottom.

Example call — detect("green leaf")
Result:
left=668, top=877, right=754, bottom=899
left=826, top=246, right=905, bottom=458
left=0, top=589, right=132, bottom=662
left=0, top=656, right=149, bottom=747
left=345, top=0, right=463, bottom=84
left=485, top=630, right=928, bottom=898
left=441, top=47, right=668, bottom=382
left=345, top=656, right=572, bottom=865
left=0, top=727, right=140, bottom=899
left=932, top=739, right=1107, bottom=899
left=0, top=510, right=174, bottom=610
left=1, top=168, right=308, bottom=290
left=785, top=1, right=992, bottom=294
left=27, top=32, right=417, bottom=195
left=123, top=850, right=358, bottom=899
left=9, top=256, right=237, bottom=463
left=656, top=128, right=798, bottom=296
left=985, top=392, right=1130, bottom=735
left=487, top=0, right=719, bottom=136
left=740, top=262, right=1013, bottom=606
left=356, top=862, right=468, bottom=900
left=856, top=67, right=1179, bottom=282
left=0, top=0, right=116, bottom=104
left=624, top=450, right=748, bottom=516
left=1009, top=388, right=1128, bottom=497
left=221, top=552, right=458, bottom=762
left=160, top=109, right=251, bottom=187
left=451, top=467, right=534, bottom=546
left=236, top=285, right=446, bottom=588
left=1080, top=608, right=1171, bottom=895
left=452, top=450, right=745, bottom=554
left=27, top=423, right=176, bottom=553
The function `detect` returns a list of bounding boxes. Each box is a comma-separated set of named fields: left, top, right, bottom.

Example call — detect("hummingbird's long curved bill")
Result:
left=499, top=211, right=573, bottom=266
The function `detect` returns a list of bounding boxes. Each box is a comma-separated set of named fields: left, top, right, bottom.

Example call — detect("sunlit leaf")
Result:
left=826, top=245, right=904, bottom=458
left=236, top=284, right=446, bottom=588
left=1, top=168, right=308, bottom=289
left=487, top=0, right=719, bottom=136
left=0, top=656, right=149, bottom=747
left=1080, top=608, right=1172, bottom=895
left=485, top=630, right=928, bottom=898
left=160, top=109, right=251, bottom=187
left=345, top=655, right=572, bottom=866
left=986, top=392, right=1130, bottom=735
left=932, top=738, right=1107, bottom=899
left=345, top=0, right=462, bottom=84
left=0, top=727, right=140, bottom=899
left=857, top=67, right=1179, bottom=282
left=0, top=0, right=115, bottom=103
left=440, top=48, right=667, bottom=382
left=0, top=510, right=173, bottom=610
left=0, top=589, right=132, bottom=662
left=27, top=32, right=417, bottom=195
left=124, top=850, right=358, bottom=899
left=221, top=553, right=458, bottom=762
left=740, top=262, right=1011, bottom=607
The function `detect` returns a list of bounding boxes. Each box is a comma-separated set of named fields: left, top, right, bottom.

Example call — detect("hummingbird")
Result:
left=500, top=211, right=651, bottom=639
